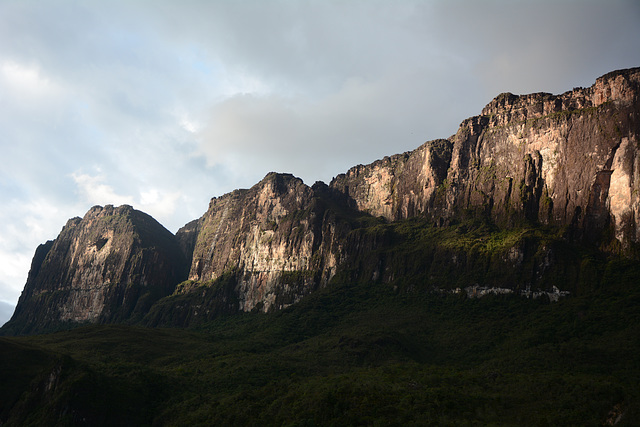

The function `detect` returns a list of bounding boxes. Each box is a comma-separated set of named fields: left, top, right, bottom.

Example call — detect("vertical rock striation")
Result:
left=174, top=173, right=345, bottom=314
left=330, top=67, right=640, bottom=249
left=330, top=139, right=453, bottom=221
left=4, top=67, right=639, bottom=334
left=3, top=205, right=188, bottom=335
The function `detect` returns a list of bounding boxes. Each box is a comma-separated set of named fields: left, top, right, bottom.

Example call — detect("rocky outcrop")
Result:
left=330, top=139, right=453, bottom=221
left=2, top=205, right=188, bottom=335
left=3, top=67, right=639, bottom=334
left=331, top=67, right=640, bottom=249
left=173, top=173, right=345, bottom=314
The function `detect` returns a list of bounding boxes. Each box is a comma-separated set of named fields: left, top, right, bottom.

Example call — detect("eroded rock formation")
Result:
left=175, top=173, right=344, bottom=313
left=4, top=205, right=187, bottom=335
left=331, top=67, right=640, bottom=248
left=3, top=67, right=639, bottom=334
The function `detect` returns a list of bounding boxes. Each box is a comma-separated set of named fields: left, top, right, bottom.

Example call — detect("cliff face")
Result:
left=331, top=67, right=640, bottom=249
left=330, top=139, right=453, bottom=221
left=3, top=67, right=639, bottom=335
left=174, top=173, right=344, bottom=314
left=3, top=205, right=188, bottom=335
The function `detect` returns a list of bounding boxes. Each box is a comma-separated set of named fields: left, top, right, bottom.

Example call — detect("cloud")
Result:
left=71, top=172, right=183, bottom=229
left=427, top=0, right=640, bottom=96
left=0, top=301, right=15, bottom=328
left=0, top=198, right=78, bottom=304
left=0, top=60, right=62, bottom=101
left=72, top=173, right=135, bottom=207
left=138, top=188, right=182, bottom=222
left=0, top=0, right=639, bottom=308
left=197, top=65, right=480, bottom=185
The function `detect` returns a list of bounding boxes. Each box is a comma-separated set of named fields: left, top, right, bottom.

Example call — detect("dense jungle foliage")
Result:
left=1, top=269, right=639, bottom=425
left=1, top=215, right=639, bottom=425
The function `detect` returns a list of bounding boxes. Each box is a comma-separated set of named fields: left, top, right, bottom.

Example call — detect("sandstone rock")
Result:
left=331, top=139, right=453, bottom=221
left=330, top=67, right=640, bottom=249
left=175, top=173, right=345, bottom=314
left=5, top=67, right=640, bottom=334
left=3, top=205, right=188, bottom=335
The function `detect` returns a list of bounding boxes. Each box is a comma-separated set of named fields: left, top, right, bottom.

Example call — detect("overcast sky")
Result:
left=1, top=0, right=639, bottom=321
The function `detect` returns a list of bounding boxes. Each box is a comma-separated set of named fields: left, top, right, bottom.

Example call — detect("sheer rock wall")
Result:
left=330, top=67, right=640, bottom=248
left=4, top=205, right=187, bottom=334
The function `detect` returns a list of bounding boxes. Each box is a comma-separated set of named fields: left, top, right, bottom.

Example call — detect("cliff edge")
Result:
left=3, top=67, right=639, bottom=334
left=2, top=205, right=188, bottom=335
left=331, top=67, right=640, bottom=250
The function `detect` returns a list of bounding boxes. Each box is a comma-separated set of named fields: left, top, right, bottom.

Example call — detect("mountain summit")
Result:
left=332, top=67, right=640, bottom=244
left=3, top=67, right=639, bottom=335
left=3, top=205, right=187, bottom=335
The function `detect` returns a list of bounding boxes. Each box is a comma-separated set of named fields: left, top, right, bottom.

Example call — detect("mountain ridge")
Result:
left=332, top=66, right=640, bottom=240
left=3, top=66, right=639, bottom=335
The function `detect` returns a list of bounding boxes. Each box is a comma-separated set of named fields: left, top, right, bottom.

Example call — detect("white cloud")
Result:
left=139, top=188, right=181, bottom=221
left=0, top=198, right=78, bottom=304
left=0, top=0, right=639, bottom=309
left=0, top=301, right=15, bottom=327
left=71, top=171, right=184, bottom=230
left=72, top=172, right=135, bottom=207
left=0, top=60, right=61, bottom=100
left=0, top=250, right=32, bottom=303
left=179, top=117, right=199, bottom=134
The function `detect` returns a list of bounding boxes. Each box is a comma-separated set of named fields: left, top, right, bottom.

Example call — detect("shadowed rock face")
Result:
left=330, top=139, right=453, bottom=221
left=3, top=205, right=188, bottom=335
left=330, top=67, right=640, bottom=248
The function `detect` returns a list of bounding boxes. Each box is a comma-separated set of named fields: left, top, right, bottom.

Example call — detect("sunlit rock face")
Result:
left=330, top=67, right=640, bottom=248
left=176, top=173, right=343, bottom=313
left=5, top=67, right=639, bottom=334
left=4, top=205, right=187, bottom=335
left=330, top=139, right=453, bottom=221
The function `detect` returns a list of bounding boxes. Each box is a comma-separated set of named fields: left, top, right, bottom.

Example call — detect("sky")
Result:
left=0, top=0, right=639, bottom=323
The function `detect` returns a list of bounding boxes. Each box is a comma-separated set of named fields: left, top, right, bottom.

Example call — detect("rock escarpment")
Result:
left=330, top=139, right=453, bottom=220
left=332, top=67, right=640, bottom=249
left=3, top=205, right=188, bottom=335
left=143, top=176, right=358, bottom=327
left=3, top=67, right=639, bottom=335
left=173, top=173, right=345, bottom=313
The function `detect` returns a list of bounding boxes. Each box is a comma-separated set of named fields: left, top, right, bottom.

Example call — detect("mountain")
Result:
left=1, top=67, right=639, bottom=426
left=2, top=67, right=639, bottom=335
left=178, top=173, right=339, bottom=312
left=331, top=67, right=640, bottom=246
left=2, top=205, right=188, bottom=335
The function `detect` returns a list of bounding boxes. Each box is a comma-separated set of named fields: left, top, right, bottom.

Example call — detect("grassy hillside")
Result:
left=2, top=273, right=639, bottom=425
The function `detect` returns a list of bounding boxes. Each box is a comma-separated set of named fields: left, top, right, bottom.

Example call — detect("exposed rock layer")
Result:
left=331, top=67, right=640, bottom=248
left=3, top=67, right=639, bottom=334
left=175, top=173, right=345, bottom=313
left=4, top=205, right=187, bottom=335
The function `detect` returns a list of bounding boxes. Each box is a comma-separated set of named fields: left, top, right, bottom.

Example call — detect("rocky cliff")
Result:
left=3, top=205, right=188, bottom=335
left=143, top=174, right=361, bottom=326
left=332, top=67, right=640, bottom=250
left=176, top=173, right=345, bottom=312
left=3, top=67, right=639, bottom=335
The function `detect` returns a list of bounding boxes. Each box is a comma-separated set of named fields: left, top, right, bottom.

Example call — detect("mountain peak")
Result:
left=2, top=204, right=187, bottom=335
left=3, top=67, right=640, bottom=335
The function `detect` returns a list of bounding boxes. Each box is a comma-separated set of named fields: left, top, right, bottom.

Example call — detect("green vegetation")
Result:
left=334, top=214, right=598, bottom=297
left=2, top=199, right=639, bottom=425
left=1, top=272, right=639, bottom=425
left=280, top=269, right=315, bottom=285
